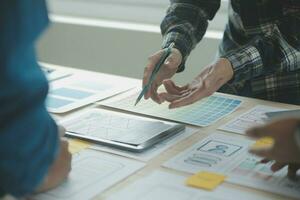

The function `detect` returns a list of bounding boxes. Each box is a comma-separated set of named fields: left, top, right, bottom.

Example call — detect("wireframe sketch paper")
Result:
left=219, top=105, right=285, bottom=134
left=163, top=133, right=300, bottom=199
left=46, top=73, right=137, bottom=113
left=226, top=152, right=300, bottom=199
left=99, top=90, right=242, bottom=127
left=33, top=150, right=145, bottom=200
left=108, top=171, right=273, bottom=200
left=163, top=133, right=252, bottom=174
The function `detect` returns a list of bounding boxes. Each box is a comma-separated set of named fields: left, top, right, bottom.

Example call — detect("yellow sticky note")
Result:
left=186, top=171, right=226, bottom=190
left=68, top=139, right=91, bottom=154
left=251, top=137, right=274, bottom=149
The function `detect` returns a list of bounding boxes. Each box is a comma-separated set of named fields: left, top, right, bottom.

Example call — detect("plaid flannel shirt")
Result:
left=161, top=0, right=300, bottom=105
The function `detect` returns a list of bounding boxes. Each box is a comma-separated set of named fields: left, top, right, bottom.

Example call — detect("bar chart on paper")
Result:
left=99, top=91, right=242, bottom=127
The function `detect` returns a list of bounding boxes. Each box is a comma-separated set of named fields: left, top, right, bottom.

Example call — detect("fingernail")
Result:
left=164, top=59, right=170, bottom=65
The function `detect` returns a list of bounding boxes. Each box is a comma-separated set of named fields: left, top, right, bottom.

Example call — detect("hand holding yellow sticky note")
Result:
left=251, top=137, right=274, bottom=149
left=68, top=138, right=91, bottom=154
left=186, top=171, right=226, bottom=190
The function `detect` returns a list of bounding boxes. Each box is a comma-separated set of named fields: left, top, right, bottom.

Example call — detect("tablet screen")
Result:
left=64, top=109, right=177, bottom=145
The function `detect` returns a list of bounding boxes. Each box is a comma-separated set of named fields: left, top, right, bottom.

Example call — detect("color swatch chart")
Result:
left=100, top=91, right=242, bottom=127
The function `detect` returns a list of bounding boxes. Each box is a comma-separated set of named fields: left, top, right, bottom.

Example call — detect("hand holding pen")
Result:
left=139, top=42, right=182, bottom=105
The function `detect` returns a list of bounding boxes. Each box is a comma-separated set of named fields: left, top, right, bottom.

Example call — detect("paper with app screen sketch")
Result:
left=163, top=133, right=300, bottom=199
left=34, top=149, right=145, bottom=200
left=108, top=170, right=273, bottom=200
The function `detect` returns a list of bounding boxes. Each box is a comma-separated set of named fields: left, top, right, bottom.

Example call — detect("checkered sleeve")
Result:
left=223, top=45, right=265, bottom=83
left=223, top=26, right=300, bottom=83
left=161, top=0, right=221, bottom=72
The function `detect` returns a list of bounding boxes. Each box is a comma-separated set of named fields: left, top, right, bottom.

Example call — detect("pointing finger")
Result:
left=169, top=86, right=209, bottom=109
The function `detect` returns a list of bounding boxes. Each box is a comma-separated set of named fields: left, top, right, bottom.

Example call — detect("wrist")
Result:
left=170, top=47, right=184, bottom=72
left=218, top=58, right=234, bottom=82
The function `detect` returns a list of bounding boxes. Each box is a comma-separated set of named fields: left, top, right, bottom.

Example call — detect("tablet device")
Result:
left=62, top=109, right=185, bottom=152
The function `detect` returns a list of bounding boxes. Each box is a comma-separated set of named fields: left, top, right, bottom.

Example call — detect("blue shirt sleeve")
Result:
left=0, top=0, right=59, bottom=197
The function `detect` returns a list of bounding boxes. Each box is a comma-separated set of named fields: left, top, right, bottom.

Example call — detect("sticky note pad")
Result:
left=68, top=139, right=91, bottom=154
left=186, top=171, right=226, bottom=190
left=251, top=137, right=274, bottom=149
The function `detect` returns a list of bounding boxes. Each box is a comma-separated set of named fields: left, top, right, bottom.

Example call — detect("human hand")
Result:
left=143, top=48, right=182, bottom=103
left=36, top=126, right=72, bottom=193
left=246, top=118, right=300, bottom=179
left=158, top=58, right=234, bottom=109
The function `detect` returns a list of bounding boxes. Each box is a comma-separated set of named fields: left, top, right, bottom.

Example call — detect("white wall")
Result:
left=45, top=0, right=228, bottom=30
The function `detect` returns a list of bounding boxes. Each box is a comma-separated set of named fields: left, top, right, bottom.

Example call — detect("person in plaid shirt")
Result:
left=142, top=0, right=300, bottom=108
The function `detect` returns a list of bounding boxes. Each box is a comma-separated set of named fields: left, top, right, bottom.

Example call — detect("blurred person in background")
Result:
left=0, top=1, right=71, bottom=198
